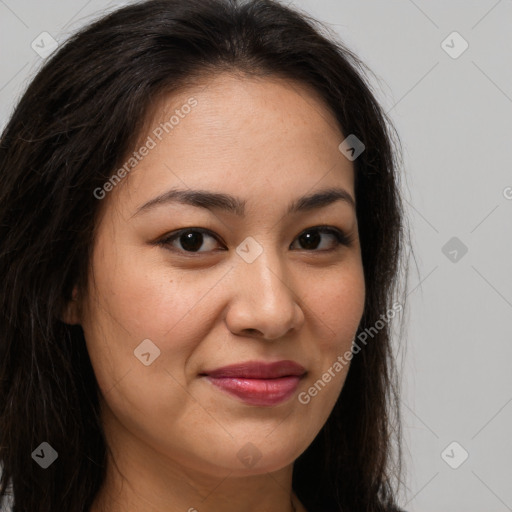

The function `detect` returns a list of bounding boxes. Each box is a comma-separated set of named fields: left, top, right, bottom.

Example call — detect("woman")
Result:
left=0, top=0, right=407, bottom=511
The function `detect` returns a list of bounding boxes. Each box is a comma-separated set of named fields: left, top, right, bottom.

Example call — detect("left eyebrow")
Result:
left=133, top=186, right=355, bottom=217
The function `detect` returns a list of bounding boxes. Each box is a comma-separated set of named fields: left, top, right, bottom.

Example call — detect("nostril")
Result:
left=244, top=328, right=261, bottom=336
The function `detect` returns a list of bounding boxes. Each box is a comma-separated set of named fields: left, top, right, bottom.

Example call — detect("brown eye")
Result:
left=159, top=228, right=223, bottom=253
left=291, top=227, right=352, bottom=251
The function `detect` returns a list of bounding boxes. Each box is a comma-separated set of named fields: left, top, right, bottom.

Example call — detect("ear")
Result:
left=61, top=285, right=82, bottom=325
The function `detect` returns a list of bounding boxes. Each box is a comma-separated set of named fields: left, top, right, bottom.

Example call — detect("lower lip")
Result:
left=204, top=376, right=301, bottom=406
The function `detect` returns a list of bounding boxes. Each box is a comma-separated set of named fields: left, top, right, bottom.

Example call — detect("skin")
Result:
left=65, top=73, right=366, bottom=512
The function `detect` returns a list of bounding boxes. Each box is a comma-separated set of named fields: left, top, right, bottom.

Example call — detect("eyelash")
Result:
left=156, top=226, right=354, bottom=255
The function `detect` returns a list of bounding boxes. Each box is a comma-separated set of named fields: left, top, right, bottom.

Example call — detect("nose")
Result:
left=224, top=248, right=305, bottom=340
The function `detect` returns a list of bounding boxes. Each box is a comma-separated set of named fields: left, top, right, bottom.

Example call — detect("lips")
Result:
left=201, top=360, right=306, bottom=406
left=203, top=360, right=306, bottom=379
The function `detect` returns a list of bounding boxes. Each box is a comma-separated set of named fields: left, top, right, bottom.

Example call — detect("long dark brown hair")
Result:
left=0, top=1, right=407, bottom=511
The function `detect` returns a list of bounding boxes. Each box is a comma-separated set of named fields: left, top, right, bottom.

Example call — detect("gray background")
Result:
left=1, top=1, right=511, bottom=511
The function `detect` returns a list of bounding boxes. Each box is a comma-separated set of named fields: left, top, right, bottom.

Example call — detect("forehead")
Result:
left=109, top=73, right=354, bottom=214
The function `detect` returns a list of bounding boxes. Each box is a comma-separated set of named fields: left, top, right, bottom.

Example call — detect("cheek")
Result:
left=84, top=239, right=210, bottom=342
left=81, top=236, right=230, bottom=397
left=80, top=246, right=208, bottom=445
left=295, top=262, right=365, bottom=399
left=292, top=269, right=365, bottom=445
left=305, top=262, right=365, bottom=350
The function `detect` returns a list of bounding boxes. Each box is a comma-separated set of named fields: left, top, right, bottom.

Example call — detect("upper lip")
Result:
left=201, top=360, right=306, bottom=379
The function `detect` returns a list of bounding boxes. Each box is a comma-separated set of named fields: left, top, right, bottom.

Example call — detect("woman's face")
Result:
left=77, top=73, right=365, bottom=479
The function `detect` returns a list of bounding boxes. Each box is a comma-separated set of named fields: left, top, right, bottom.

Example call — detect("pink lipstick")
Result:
left=201, top=360, right=306, bottom=406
